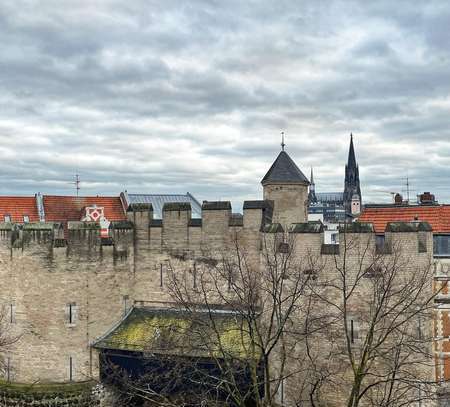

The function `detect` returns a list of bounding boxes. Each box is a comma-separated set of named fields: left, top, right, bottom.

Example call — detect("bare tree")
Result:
left=102, top=226, right=438, bottom=407
left=316, top=228, right=439, bottom=407
left=0, top=303, right=21, bottom=382
left=102, top=231, right=328, bottom=407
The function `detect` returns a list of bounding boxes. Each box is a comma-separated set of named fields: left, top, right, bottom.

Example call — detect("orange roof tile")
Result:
left=0, top=196, right=39, bottom=223
left=359, top=205, right=450, bottom=234
left=43, top=195, right=126, bottom=223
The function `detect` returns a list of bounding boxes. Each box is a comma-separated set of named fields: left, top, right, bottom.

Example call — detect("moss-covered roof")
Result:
left=0, top=222, right=12, bottom=231
left=94, top=307, right=254, bottom=360
left=127, top=202, right=153, bottom=212
left=202, top=201, right=231, bottom=211
left=23, top=222, right=58, bottom=230
left=385, top=221, right=432, bottom=232
left=67, top=221, right=100, bottom=230
left=163, top=202, right=191, bottom=211
left=109, top=220, right=134, bottom=230
left=289, top=221, right=324, bottom=233
left=338, top=222, right=374, bottom=233
left=243, top=200, right=273, bottom=210
left=262, top=223, right=284, bottom=233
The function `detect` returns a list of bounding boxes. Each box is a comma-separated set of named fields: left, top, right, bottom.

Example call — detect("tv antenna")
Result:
left=69, top=174, right=81, bottom=196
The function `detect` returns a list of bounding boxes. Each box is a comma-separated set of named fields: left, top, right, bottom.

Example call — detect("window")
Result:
left=23, top=215, right=29, bottom=223
left=4, top=215, right=11, bottom=223
left=347, top=315, right=359, bottom=343
left=375, top=235, right=391, bottom=254
left=434, top=235, right=450, bottom=257
left=9, top=304, right=15, bottom=324
left=160, top=264, right=164, bottom=288
left=123, top=295, right=129, bottom=316
left=69, top=356, right=74, bottom=381
left=5, top=357, right=11, bottom=382
left=66, top=303, right=77, bottom=326
left=418, top=232, right=427, bottom=253
left=193, top=264, right=197, bottom=289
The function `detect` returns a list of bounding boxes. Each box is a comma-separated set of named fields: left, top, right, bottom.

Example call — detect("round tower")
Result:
left=261, top=147, right=310, bottom=226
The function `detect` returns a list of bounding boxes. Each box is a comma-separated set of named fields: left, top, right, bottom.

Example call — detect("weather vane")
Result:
left=281, top=131, right=285, bottom=151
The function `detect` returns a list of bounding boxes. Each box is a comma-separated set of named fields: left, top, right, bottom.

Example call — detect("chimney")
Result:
left=419, top=192, right=436, bottom=205
left=394, top=193, right=403, bottom=205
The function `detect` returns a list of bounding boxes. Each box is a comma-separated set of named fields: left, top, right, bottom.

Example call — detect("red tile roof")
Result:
left=0, top=196, right=39, bottom=223
left=359, top=205, right=450, bottom=234
left=43, top=196, right=126, bottom=223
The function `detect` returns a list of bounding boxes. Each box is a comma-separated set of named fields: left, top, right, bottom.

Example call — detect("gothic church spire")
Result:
left=343, top=133, right=361, bottom=216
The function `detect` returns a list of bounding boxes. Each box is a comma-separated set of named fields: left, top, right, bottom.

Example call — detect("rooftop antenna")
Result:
left=406, top=175, right=410, bottom=203
left=69, top=174, right=81, bottom=196
left=281, top=131, right=285, bottom=151
left=400, top=175, right=414, bottom=204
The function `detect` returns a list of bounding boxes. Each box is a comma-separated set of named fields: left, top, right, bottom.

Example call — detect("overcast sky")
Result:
left=1, top=1, right=449, bottom=209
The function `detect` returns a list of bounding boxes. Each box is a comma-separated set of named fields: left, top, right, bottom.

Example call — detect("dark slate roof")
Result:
left=122, top=192, right=202, bottom=219
left=261, top=151, right=309, bottom=185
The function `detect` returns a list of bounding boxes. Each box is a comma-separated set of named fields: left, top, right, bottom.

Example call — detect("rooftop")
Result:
left=122, top=192, right=202, bottom=219
left=261, top=150, right=309, bottom=185
left=43, top=195, right=126, bottom=223
left=0, top=196, right=40, bottom=223
left=359, top=205, right=450, bottom=234
left=94, top=306, right=253, bottom=359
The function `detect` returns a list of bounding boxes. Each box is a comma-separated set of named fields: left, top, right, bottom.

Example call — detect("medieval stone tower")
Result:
left=261, top=147, right=310, bottom=226
left=343, top=134, right=362, bottom=215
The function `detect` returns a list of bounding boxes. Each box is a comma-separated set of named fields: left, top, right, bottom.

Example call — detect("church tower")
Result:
left=262, top=145, right=310, bottom=226
left=343, top=134, right=362, bottom=215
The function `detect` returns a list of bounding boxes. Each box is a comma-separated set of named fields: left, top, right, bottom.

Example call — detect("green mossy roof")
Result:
left=94, top=307, right=255, bottom=360
left=109, top=220, right=134, bottom=229
left=67, top=221, right=100, bottom=230
left=262, top=223, right=284, bottom=233
left=202, top=201, right=232, bottom=211
left=23, top=222, right=57, bottom=230
left=338, top=222, right=374, bottom=233
left=127, top=203, right=153, bottom=212
left=163, top=202, right=191, bottom=211
left=385, top=221, right=432, bottom=232
left=289, top=221, right=324, bottom=233
left=0, top=222, right=12, bottom=230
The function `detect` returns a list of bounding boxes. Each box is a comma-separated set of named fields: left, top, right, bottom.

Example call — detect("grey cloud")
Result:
left=0, top=0, right=449, bottom=205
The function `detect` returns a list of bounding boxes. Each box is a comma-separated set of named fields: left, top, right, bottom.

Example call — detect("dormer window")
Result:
left=23, top=215, right=29, bottom=223
left=4, top=215, right=11, bottom=223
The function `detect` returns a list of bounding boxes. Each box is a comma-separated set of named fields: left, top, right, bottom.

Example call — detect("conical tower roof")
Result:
left=347, top=133, right=357, bottom=169
left=261, top=150, right=309, bottom=185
